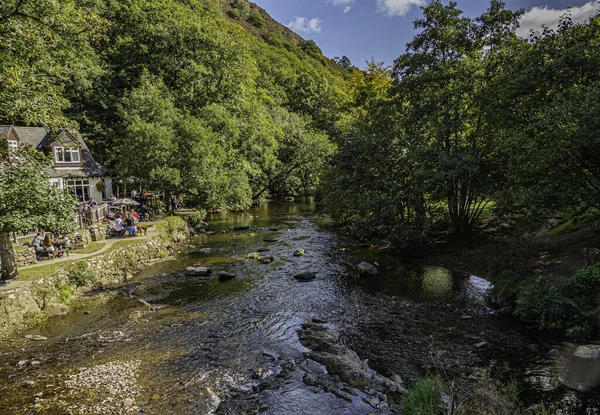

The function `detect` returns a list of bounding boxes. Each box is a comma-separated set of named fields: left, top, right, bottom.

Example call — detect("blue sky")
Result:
left=252, top=0, right=600, bottom=68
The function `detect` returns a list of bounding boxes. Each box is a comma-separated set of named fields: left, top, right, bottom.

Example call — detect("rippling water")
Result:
left=0, top=199, right=598, bottom=414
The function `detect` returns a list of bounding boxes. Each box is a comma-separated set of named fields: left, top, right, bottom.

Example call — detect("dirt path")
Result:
left=18, top=227, right=158, bottom=271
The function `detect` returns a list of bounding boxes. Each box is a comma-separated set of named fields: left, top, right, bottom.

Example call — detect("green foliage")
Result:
left=229, top=0, right=249, bottom=19
left=0, top=0, right=105, bottom=126
left=402, top=375, right=446, bottom=415
left=491, top=261, right=600, bottom=338
left=185, top=209, right=208, bottom=231
left=157, top=216, right=187, bottom=237
left=248, top=10, right=266, bottom=28
left=68, top=261, right=97, bottom=287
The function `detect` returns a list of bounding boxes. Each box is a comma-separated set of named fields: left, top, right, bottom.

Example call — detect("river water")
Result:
left=0, top=199, right=598, bottom=414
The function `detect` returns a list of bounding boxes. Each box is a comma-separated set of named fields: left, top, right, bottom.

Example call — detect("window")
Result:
left=7, top=140, right=17, bottom=152
left=55, top=146, right=80, bottom=163
left=65, top=179, right=90, bottom=202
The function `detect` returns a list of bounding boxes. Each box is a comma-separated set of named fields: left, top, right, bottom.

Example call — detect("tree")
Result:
left=0, top=144, right=76, bottom=280
left=393, top=0, right=522, bottom=237
left=493, top=13, right=600, bottom=217
left=0, top=0, right=105, bottom=126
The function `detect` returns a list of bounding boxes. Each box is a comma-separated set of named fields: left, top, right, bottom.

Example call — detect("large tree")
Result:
left=0, top=145, right=76, bottom=280
left=393, top=0, right=522, bottom=237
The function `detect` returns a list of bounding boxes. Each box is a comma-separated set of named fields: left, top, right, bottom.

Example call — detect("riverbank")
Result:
left=0, top=216, right=189, bottom=341
left=423, top=220, right=599, bottom=283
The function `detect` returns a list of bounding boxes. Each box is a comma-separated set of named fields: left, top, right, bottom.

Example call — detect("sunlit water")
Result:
left=0, top=199, right=598, bottom=414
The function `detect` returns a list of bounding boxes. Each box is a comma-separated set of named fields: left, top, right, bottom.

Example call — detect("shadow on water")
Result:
left=0, top=198, right=598, bottom=414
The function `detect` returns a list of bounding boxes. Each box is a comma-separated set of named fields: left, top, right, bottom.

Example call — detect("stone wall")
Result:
left=0, top=226, right=187, bottom=340
left=88, top=224, right=113, bottom=242
left=13, top=246, right=36, bottom=267
left=70, top=230, right=91, bottom=250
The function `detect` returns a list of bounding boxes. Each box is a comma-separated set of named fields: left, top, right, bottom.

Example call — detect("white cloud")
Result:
left=376, top=0, right=425, bottom=17
left=327, top=0, right=353, bottom=13
left=288, top=17, right=323, bottom=33
left=517, top=1, right=600, bottom=37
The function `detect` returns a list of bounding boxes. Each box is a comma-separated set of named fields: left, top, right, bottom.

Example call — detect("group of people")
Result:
left=76, top=198, right=99, bottom=213
left=32, top=233, right=70, bottom=259
left=112, top=210, right=143, bottom=237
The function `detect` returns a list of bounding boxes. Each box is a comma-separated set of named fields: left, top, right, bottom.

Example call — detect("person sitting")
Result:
left=108, top=194, right=117, bottom=207
left=130, top=209, right=140, bottom=223
left=32, top=233, right=42, bottom=247
left=88, top=198, right=99, bottom=208
left=123, top=213, right=137, bottom=236
left=114, top=214, right=125, bottom=237
left=41, top=234, right=55, bottom=258
left=54, top=235, right=68, bottom=258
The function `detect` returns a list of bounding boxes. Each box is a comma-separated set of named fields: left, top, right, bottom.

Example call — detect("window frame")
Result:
left=54, top=146, right=81, bottom=163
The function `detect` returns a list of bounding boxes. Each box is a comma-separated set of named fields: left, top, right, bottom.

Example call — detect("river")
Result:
left=0, top=199, right=598, bottom=414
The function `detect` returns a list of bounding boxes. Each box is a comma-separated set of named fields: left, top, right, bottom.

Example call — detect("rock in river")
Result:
left=218, top=271, right=236, bottom=281
left=358, top=262, right=378, bottom=276
left=234, top=225, right=250, bottom=231
left=24, top=335, right=47, bottom=341
left=294, top=271, right=316, bottom=281
left=293, top=248, right=305, bottom=257
left=258, top=256, right=274, bottom=264
left=185, top=266, right=212, bottom=277
left=573, top=345, right=600, bottom=360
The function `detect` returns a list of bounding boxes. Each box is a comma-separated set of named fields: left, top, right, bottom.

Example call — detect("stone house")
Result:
left=0, top=126, right=112, bottom=202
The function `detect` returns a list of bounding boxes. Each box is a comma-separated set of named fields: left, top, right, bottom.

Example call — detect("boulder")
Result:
left=185, top=266, right=212, bottom=277
left=294, top=271, right=316, bottom=281
left=257, top=248, right=270, bottom=253
left=573, top=345, right=600, bottom=360
left=258, top=256, right=274, bottom=264
left=24, top=335, right=47, bottom=341
left=264, top=238, right=278, bottom=243
left=293, top=248, right=305, bottom=257
left=234, top=225, right=250, bottom=231
left=358, top=262, right=378, bottom=276
left=218, top=272, right=236, bottom=281
left=474, top=342, right=489, bottom=350
left=246, top=252, right=261, bottom=259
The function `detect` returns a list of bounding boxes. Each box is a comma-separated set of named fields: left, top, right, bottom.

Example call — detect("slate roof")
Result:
left=0, top=126, right=112, bottom=179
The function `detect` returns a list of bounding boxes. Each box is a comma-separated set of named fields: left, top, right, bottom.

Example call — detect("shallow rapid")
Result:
left=0, top=199, right=598, bottom=414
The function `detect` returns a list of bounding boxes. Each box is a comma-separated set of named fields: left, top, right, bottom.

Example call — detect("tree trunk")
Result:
left=0, top=231, right=18, bottom=280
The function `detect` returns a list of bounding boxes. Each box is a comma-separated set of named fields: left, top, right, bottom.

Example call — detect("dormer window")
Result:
left=54, top=146, right=80, bottom=163
left=7, top=140, right=17, bottom=152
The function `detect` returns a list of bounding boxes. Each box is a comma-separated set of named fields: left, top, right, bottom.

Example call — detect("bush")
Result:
left=69, top=261, right=97, bottom=287
left=402, top=375, right=446, bottom=415
left=488, top=258, right=531, bottom=306
left=492, top=260, right=600, bottom=338
left=157, top=216, right=187, bottom=237
left=248, top=10, right=266, bottom=28
left=228, top=8, right=241, bottom=20
left=185, top=209, right=207, bottom=231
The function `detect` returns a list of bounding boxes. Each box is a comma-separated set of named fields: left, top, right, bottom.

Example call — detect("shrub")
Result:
left=228, top=8, right=241, bottom=20
left=248, top=10, right=266, bottom=28
left=185, top=209, right=207, bottom=231
left=157, top=216, right=187, bottom=237
left=69, top=261, right=97, bottom=287
left=488, top=258, right=531, bottom=306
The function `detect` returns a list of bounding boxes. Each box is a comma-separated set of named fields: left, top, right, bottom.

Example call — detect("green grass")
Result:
left=550, top=208, right=600, bottom=236
left=71, top=241, right=106, bottom=254
left=402, top=376, right=446, bottom=415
